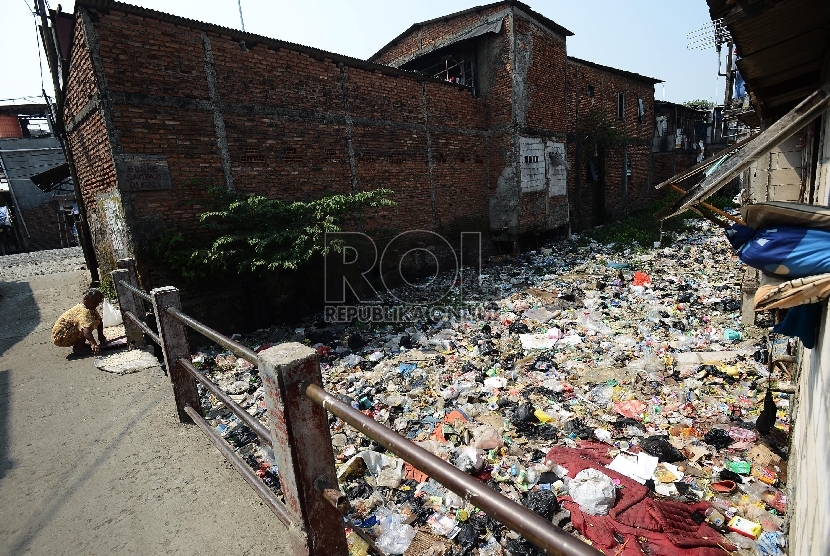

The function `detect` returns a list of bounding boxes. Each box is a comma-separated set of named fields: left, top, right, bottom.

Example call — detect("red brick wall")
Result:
left=565, top=59, right=656, bottom=229
left=514, top=12, right=569, bottom=233
left=66, top=6, right=492, bottom=267
left=64, top=14, right=123, bottom=271
left=516, top=12, right=567, bottom=133
left=372, top=5, right=509, bottom=66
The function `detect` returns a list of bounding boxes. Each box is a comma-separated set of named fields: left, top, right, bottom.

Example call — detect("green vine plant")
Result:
left=155, top=187, right=396, bottom=281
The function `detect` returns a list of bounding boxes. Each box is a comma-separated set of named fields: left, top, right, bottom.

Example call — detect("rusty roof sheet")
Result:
left=567, top=57, right=663, bottom=85
left=73, top=0, right=471, bottom=90
left=707, top=0, right=830, bottom=123
left=369, top=1, right=573, bottom=63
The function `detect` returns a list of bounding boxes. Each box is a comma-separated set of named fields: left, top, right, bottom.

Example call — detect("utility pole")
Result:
left=35, top=0, right=100, bottom=281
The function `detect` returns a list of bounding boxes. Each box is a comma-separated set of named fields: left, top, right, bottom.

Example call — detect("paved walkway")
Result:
left=0, top=267, right=290, bottom=555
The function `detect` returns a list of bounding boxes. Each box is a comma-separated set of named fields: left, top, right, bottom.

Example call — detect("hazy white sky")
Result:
left=2, top=0, right=726, bottom=105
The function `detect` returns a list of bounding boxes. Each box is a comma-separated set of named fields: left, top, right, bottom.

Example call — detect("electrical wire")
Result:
left=33, top=10, right=47, bottom=93
left=0, top=95, right=43, bottom=102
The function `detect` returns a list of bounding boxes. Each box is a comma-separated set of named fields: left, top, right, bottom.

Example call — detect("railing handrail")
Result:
left=166, top=306, right=259, bottom=365
left=178, top=357, right=270, bottom=444
left=303, top=383, right=602, bottom=556
left=110, top=258, right=603, bottom=556
left=182, top=405, right=294, bottom=527
left=119, top=279, right=153, bottom=303
left=123, top=310, right=161, bottom=346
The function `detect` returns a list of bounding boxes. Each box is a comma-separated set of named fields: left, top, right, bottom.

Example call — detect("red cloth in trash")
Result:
left=546, top=444, right=736, bottom=556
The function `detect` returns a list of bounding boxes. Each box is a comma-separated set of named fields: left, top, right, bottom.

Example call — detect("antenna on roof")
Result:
left=237, top=0, right=245, bottom=31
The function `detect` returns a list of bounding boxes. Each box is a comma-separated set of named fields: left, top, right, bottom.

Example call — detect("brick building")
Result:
left=56, top=0, right=661, bottom=279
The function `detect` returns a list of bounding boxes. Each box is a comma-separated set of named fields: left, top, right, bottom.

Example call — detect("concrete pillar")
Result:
left=741, top=267, right=760, bottom=326
left=112, top=259, right=145, bottom=349
left=151, top=286, right=200, bottom=423
left=258, top=343, right=348, bottom=556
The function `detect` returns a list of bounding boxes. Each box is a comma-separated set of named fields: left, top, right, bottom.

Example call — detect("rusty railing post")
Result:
left=151, top=286, right=200, bottom=423
left=112, top=259, right=145, bottom=349
left=258, top=343, right=348, bottom=556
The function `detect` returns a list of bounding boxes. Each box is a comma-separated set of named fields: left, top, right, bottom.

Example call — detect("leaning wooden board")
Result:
left=741, top=201, right=830, bottom=231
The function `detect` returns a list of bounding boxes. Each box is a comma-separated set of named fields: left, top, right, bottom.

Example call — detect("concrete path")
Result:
left=0, top=266, right=290, bottom=555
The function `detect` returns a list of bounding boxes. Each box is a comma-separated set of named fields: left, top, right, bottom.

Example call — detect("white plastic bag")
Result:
left=102, top=299, right=122, bottom=327
left=375, top=512, right=416, bottom=554
left=569, top=468, right=616, bottom=515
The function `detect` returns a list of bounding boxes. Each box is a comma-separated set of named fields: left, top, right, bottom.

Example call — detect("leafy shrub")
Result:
left=156, top=188, right=395, bottom=281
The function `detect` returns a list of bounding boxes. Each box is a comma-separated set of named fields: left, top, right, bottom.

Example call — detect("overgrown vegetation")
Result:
left=682, top=99, right=716, bottom=111
left=581, top=190, right=735, bottom=251
left=156, top=186, right=395, bottom=282
left=99, top=275, right=118, bottom=301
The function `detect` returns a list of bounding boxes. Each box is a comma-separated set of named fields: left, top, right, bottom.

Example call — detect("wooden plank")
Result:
left=656, top=85, right=830, bottom=220
left=653, top=132, right=758, bottom=190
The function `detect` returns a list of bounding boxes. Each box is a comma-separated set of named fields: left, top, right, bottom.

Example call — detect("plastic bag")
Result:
left=569, top=468, right=616, bottom=515
left=704, top=428, right=734, bottom=449
left=633, top=272, right=652, bottom=286
left=375, top=512, right=416, bottom=554
left=525, top=489, right=560, bottom=520
left=102, top=299, right=122, bottom=327
left=640, top=435, right=685, bottom=463
left=455, top=446, right=485, bottom=473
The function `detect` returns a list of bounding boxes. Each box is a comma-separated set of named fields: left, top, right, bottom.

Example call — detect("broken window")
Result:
left=520, top=137, right=546, bottom=192
left=402, top=50, right=477, bottom=95
left=587, top=84, right=595, bottom=98
left=617, top=92, right=625, bottom=120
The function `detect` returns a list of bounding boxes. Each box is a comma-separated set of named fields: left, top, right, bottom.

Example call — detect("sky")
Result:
left=2, top=0, right=726, bottom=106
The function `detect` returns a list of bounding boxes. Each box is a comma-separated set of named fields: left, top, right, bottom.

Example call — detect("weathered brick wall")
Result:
left=565, top=59, right=656, bottom=229
left=19, top=202, right=64, bottom=250
left=68, top=5, right=493, bottom=268
left=516, top=12, right=567, bottom=134
left=514, top=12, right=568, bottom=233
left=652, top=150, right=700, bottom=190
left=63, top=13, right=124, bottom=273
left=372, top=5, right=509, bottom=67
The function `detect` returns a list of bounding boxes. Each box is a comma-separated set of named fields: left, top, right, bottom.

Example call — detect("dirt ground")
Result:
left=0, top=260, right=291, bottom=555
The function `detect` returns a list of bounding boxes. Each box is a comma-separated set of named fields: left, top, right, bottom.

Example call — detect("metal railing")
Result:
left=111, top=258, right=602, bottom=556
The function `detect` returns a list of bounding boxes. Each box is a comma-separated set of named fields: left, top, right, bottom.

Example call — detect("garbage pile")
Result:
left=191, top=219, right=791, bottom=556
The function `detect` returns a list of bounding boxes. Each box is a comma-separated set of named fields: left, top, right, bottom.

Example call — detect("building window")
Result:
left=626, top=156, right=632, bottom=177
left=587, top=158, right=599, bottom=182
left=587, top=84, right=594, bottom=98
left=617, top=92, right=625, bottom=120
left=637, top=98, right=645, bottom=124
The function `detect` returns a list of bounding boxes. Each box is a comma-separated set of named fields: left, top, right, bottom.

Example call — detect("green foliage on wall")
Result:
left=155, top=187, right=395, bottom=281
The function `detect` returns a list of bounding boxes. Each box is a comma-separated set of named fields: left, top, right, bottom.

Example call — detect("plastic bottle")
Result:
left=705, top=507, right=726, bottom=529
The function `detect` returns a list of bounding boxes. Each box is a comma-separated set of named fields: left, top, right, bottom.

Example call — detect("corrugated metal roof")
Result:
left=707, top=0, right=830, bottom=122
left=567, top=57, right=663, bottom=85
left=74, top=0, right=472, bottom=90
left=368, top=1, right=573, bottom=62
left=0, top=137, right=68, bottom=209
